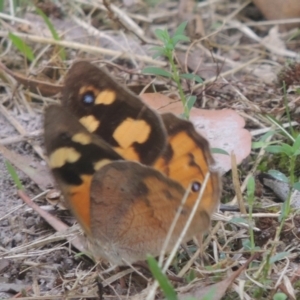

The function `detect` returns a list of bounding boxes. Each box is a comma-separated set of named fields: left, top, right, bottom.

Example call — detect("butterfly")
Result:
left=44, top=61, right=220, bottom=266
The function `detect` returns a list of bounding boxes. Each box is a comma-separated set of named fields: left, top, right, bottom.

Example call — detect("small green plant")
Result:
left=143, top=21, right=203, bottom=119
left=147, top=255, right=178, bottom=300
left=8, top=32, right=35, bottom=62
left=0, top=0, right=4, bottom=12
left=5, top=160, right=23, bottom=190
left=273, top=293, right=287, bottom=300
left=243, top=176, right=260, bottom=255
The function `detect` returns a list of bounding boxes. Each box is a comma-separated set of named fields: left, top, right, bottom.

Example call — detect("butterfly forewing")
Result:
left=62, top=61, right=167, bottom=165
left=44, top=105, right=123, bottom=234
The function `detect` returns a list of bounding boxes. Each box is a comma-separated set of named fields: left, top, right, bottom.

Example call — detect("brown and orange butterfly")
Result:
left=44, top=61, right=220, bottom=265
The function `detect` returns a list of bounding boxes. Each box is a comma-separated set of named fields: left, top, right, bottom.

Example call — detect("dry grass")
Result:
left=0, top=0, right=300, bottom=299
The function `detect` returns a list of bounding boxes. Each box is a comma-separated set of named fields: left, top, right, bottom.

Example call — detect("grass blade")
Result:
left=5, top=160, right=23, bottom=190
left=8, top=32, right=35, bottom=62
left=36, top=7, right=66, bottom=60
left=147, top=255, right=177, bottom=300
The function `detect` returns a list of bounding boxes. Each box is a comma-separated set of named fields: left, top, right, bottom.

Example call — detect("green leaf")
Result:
left=180, top=73, right=203, bottom=83
left=185, top=95, right=196, bottom=111
left=293, top=148, right=300, bottom=156
left=142, top=67, right=173, bottom=78
left=242, top=239, right=252, bottom=250
left=293, top=182, right=300, bottom=191
left=281, top=143, right=294, bottom=156
left=5, top=160, right=23, bottom=190
left=265, top=115, right=294, bottom=142
left=174, top=21, right=188, bottom=37
left=155, top=28, right=169, bottom=43
left=247, top=176, right=255, bottom=197
left=171, top=34, right=190, bottom=45
left=265, top=145, right=284, bottom=154
left=268, top=169, right=289, bottom=183
left=152, top=51, right=166, bottom=59
left=165, top=40, right=174, bottom=51
left=8, top=32, right=35, bottom=62
left=0, top=0, right=4, bottom=12
left=270, top=252, right=290, bottom=264
left=273, top=293, right=287, bottom=300
left=211, top=147, right=229, bottom=155
left=252, top=141, right=267, bottom=149
left=260, top=130, right=277, bottom=142
left=253, top=140, right=281, bottom=150
left=279, top=201, right=289, bottom=221
left=36, top=7, right=59, bottom=40
left=147, top=255, right=178, bottom=300
left=150, top=45, right=167, bottom=59
left=292, top=134, right=300, bottom=151
left=36, top=7, right=66, bottom=60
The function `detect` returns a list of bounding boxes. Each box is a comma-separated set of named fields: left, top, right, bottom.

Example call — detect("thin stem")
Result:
left=166, top=51, right=189, bottom=118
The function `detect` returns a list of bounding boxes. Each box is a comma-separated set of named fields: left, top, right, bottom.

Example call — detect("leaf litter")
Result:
left=0, top=0, right=300, bottom=299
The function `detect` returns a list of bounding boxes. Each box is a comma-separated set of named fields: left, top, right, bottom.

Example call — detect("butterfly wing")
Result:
left=61, top=62, right=220, bottom=214
left=44, top=105, right=211, bottom=265
left=89, top=161, right=211, bottom=265
left=44, top=105, right=123, bottom=234
left=154, top=113, right=220, bottom=217
left=47, top=62, right=221, bottom=265
left=62, top=61, right=167, bottom=165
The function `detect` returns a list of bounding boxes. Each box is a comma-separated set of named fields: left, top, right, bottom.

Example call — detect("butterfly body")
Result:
left=44, top=61, right=220, bottom=265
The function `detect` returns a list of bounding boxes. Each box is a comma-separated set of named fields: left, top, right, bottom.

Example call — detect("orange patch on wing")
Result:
left=49, top=147, right=81, bottom=168
left=94, top=159, right=112, bottom=171
left=79, top=115, right=100, bottom=132
left=154, top=132, right=209, bottom=187
left=153, top=130, right=216, bottom=211
left=113, top=118, right=151, bottom=149
left=185, top=172, right=217, bottom=215
left=67, top=175, right=92, bottom=236
left=113, top=146, right=140, bottom=162
left=72, top=132, right=91, bottom=145
left=95, top=90, right=116, bottom=105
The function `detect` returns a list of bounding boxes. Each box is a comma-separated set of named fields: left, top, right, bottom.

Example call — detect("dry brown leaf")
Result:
left=141, top=93, right=252, bottom=174
left=253, top=0, right=300, bottom=31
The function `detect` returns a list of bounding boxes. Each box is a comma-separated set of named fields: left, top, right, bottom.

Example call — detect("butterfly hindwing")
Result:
left=154, top=113, right=220, bottom=216
left=89, top=160, right=211, bottom=264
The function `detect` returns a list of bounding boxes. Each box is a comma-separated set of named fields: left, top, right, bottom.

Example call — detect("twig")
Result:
left=17, top=190, right=86, bottom=253
left=0, top=30, right=166, bottom=66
